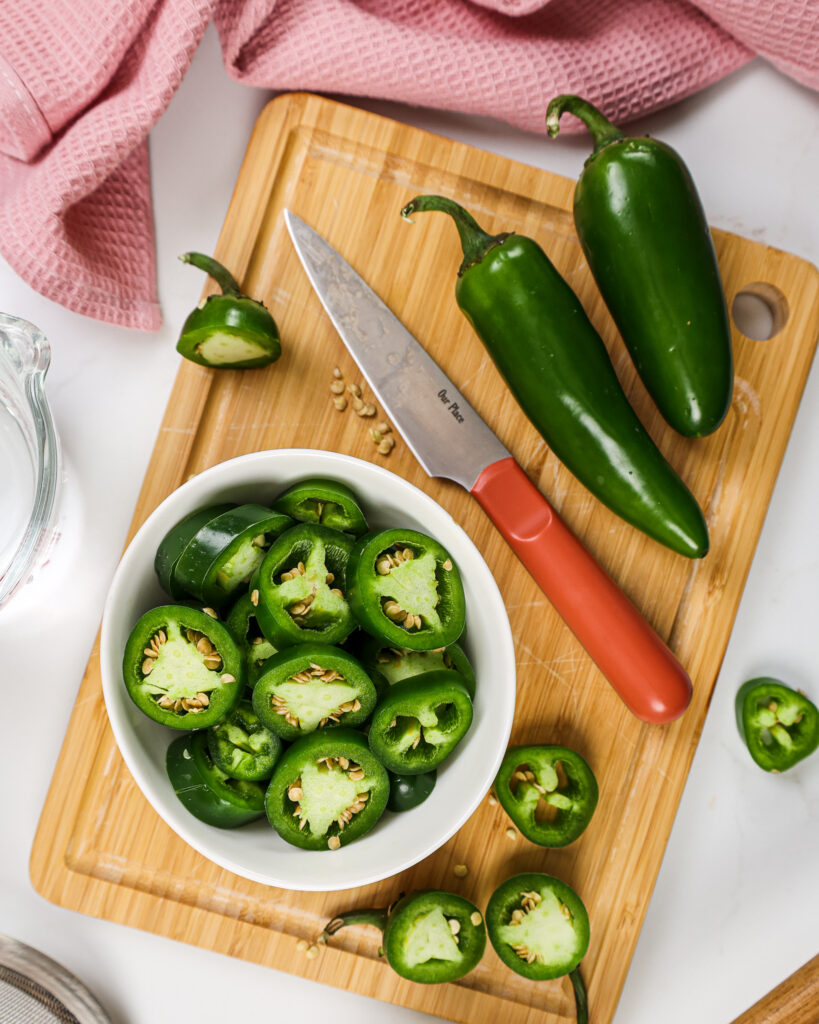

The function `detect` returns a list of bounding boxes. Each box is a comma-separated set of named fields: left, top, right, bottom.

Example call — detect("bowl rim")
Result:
left=101, top=449, right=516, bottom=891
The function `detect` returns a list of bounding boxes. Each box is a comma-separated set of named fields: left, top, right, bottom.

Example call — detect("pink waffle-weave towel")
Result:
left=0, top=0, right=816, bottom=331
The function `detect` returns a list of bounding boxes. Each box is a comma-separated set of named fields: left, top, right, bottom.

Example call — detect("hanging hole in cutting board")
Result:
left=731, top=283, right=789, bottom=341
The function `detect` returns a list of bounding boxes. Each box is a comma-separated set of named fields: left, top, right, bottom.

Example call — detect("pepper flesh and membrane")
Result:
left=735, top=678, right=819, bottom=773
left=495, top=745, right=598, bottom=846
left=487, top=873, right=589, bottom=1023
left=207, top=700, right=282, bottom=781
left=123, top=605, right=243, bottom=730
left=252, top=643, right=377, bottom=740
left=319, top=891, right=486, bottom=984
left=358, top=636, right=475, bottom=699
left=226, top=593, right=278, bottom=685
left=368, top=671, right=473, bottom=774
left=273, top=477, right=368, bottom=537
left=166, top=732, right=266, bottom=828
left=546, top=95, right=733, bottom=438
left=401, top=195, right=709, bottom=559
left=173, top=505, right=292, bottom=607
left=387, top=769, right=437, bottom=812
left=154, top=503, right=234, bottom=598
left=176, top=252, right=281, bottom=369
left=265, top=729, right=389, bottom=850
left=347, top=529, right=466, bottom=650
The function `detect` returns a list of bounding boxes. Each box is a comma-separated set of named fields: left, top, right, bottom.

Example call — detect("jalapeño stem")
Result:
left=569, top=966, right=588, bottom=1024
left=317, top=906, right=390, bottom=944
left=179, top=251, right=242, bottom=296
left=545, top=95, right=625, bottom=153
left=401, top=195, right=508, bottom=276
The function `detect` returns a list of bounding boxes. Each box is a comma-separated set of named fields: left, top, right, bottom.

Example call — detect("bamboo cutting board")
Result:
left=31, top=93, right=819, bottom=1024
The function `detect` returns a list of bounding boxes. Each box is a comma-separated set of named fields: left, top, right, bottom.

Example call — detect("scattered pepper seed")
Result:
left=296, top=938, right=309, bottom=952
left=305, top=945, right=320, bottom=960
left=505, top=827, right=518, bottom=840
left=470, top=912, right=482, bottom=926
left=327, top=835, right=341, bottom=851
left=250, top=589, right=259, bottom=607
left=333, top=396, right=348, bottom=411
left=453, top=864, right=468, bottom=878
left=376, top=421, right=390, bottom=434
left=370, top=429, right=382, bottom=443
left=330, top=380, right=345, bottom=394
left=377, top=438, right=395, bottom=456
left=442, top=559, right=453, bottom=571
left=332, top=367, right=342, bottom=379
left=347, top=383, right=362, bottom=398
left=488, top=793, right=498, bottom=806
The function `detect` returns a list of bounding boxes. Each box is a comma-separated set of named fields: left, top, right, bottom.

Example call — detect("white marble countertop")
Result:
left=1, top=26, right=817, bottom=1024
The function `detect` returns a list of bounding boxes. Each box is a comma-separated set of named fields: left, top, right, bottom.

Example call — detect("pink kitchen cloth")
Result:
left=0, top=0, right=816, bottom=331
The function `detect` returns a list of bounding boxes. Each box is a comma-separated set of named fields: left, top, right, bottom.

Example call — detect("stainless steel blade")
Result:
left=284, top=210, right=509, bottom=490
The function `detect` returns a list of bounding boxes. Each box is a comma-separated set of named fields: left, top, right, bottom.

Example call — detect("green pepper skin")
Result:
left=735, top=678, right=819, bottom=772
left=176, top=252, right=281, bottom=370
left=347, top=529, right=466, bottom=650
left=273, top=477, right=368, bottom=537
left=387, top=769, right=437, bottom=812
left=547, top=95, right=733, bottom=438
left=401, top=195, right=709, bottom=560
left=154, top=503, right=234, bottom=598
left=207, top=699, right=282, bottom=781
left=255, top=524, right=356, bottom=648
left=357, top=635, right=475, bottom=699
left=368, top=672, right=473, bottom=775
left=495, top=745, right=598, bottom=846
left=123, top=605, right=244, bottom=730
left=166, top=732, right=266, bottom=828
left=252, top=643, right=377, bottom=740
left=487, top=873, right=589, bottom=1023
left=265, top=728, right=389, bottom=850
left=319, top=890, right=486, bottom=984
left=226, top=593, right=278, bottom=684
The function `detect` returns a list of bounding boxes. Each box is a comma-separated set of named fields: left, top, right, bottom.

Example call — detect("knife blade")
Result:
left=285, top=209, right=692, bottom=724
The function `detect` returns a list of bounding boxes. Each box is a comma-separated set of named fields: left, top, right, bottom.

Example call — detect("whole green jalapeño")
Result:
left=177, top=252, right=281, bottom=369
left=319, top=890, right=486, bottom=984
left=123, top=605, right=243, bottom=730
left=166, top=732, right=266, bottom=828
left=252, top=643, right=377, bottom=741
left=494, top=745, right=598, bottom=847
left=367, top=671, right=473, bottom=774
left=735, top=677, right=819, bottom=773
left=347, top=529, right=466, bottom=651
left=273, top=477, right=368, bottom=537
left=254, top=524, right=356, bottom=647
left=265, top=729, right=389, bottom=851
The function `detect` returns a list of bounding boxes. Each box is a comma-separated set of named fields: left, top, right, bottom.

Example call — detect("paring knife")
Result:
left=285, top=210, right=692, bottom=724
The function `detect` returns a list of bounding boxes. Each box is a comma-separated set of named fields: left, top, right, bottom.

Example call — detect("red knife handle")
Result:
left=471, top=457, right=692, bottom=723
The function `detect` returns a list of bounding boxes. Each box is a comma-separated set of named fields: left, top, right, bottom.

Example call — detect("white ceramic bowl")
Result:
left=101, top=450, right=516, bottom=891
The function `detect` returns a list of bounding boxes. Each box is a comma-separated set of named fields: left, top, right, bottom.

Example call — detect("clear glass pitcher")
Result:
left=0, top=314, right=60, bottom=608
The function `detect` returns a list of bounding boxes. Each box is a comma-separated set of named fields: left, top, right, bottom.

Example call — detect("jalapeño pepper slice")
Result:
left=166, top=732, right=266, bottom=828
left=226, top=592, right=278, bottom=684
left=123, top=605, right=243, bottom=730
left=347, top=529, right=466, bottom=651
left=735, top=678, right=819, bottom=773
left=495, top=745, right=598, bottom=847
left=252, top=644, right=377, bottom=741
left=387, top=769, right=437, bottom=812
left=265, top=729, right=389, bottom=850
left=154, top=503, right=234, bottom=598
left=207, top=699, right=282, bottom=781
left=273, top=477, right=368, bottom=537
left=176, top=252, right=281, bottom=369
left=487, top=873, right=589, bottom=1023
left=173, top=505, right=292, bottom=607
left=368, top=671, right=473, bottom=774
left=319, top=890, right=486, bottom=984
left=358, top=635, right=475, bottom=699
left=255, top=524, right=355, bottom=647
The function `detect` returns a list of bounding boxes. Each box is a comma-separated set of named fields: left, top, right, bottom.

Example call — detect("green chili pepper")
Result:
left=319, top=890, right=486, bottom=984
left=735, top=677, right=819, bottom=773
left=387, top=770, right=437, bottom=812
left=207, top=699, right=282, bottom=781
left=347, top=528, right=466, bottom=649
left=487, top=873, right=589, bottom=1023
left=166, top=732, right=266, bottom=828
left=225, top=592, right=278, bottom=684
left=367, top=671, right=473, bottom=774
left=176, top=252, right=281, bottom=369
left=357, top=635, right=475, bottom=699
left=265, top=729, right=389, bottom=850
left=252, top=643, right=377, bottom=740
left=546, top=95, right=733, bottom=438
left=401, top=195, right=709, bottom=559
left=273, top=477, right=368, bottom=537
left=494, top=745, right=598, bottom=846
left=122, top=605, right=243, bottom=730
left=154, top=503, right=234, bottom=598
